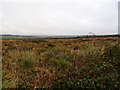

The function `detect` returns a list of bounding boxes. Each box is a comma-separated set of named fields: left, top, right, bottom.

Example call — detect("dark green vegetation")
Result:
left=2, top=37, right=120, bottom=88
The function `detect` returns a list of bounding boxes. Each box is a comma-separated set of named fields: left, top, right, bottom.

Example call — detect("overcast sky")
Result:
left=0, top=0, right=119, bottom=35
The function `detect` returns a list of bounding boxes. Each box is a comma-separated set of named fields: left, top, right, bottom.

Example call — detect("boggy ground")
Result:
left=2, top=37, right=120, bottom=88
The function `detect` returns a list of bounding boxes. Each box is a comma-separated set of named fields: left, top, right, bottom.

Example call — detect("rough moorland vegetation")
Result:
left=2, top=37, right=120, bottom=88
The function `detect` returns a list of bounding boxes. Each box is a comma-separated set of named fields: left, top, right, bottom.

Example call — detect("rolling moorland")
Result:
left=1, top=35, right=120, bottom=88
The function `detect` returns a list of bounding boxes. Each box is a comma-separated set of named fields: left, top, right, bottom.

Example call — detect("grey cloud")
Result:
left=1, top=0, right=119, bottom=35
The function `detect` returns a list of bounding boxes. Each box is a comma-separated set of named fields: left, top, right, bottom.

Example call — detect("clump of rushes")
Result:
left=103, top=43, right=120, bottom=71
left=73, top=45, right=80, bottom=50
left=51, top=59, right=71, bottom=68
left=47, top=43, right=55, bottom=47
left=2, top=71, right=17, bottom=88
left=104, top=44, right=120, bottom=59
left=17, top=57, right=35, bottom=69
left=55, top=53, right=70, bottom=61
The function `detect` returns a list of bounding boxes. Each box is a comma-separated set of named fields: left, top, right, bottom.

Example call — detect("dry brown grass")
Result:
left=2, top=37, right=120, bottom=88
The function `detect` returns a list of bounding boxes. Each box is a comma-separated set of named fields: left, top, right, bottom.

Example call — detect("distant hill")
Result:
left=0, top=34, right=120, bottom=40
